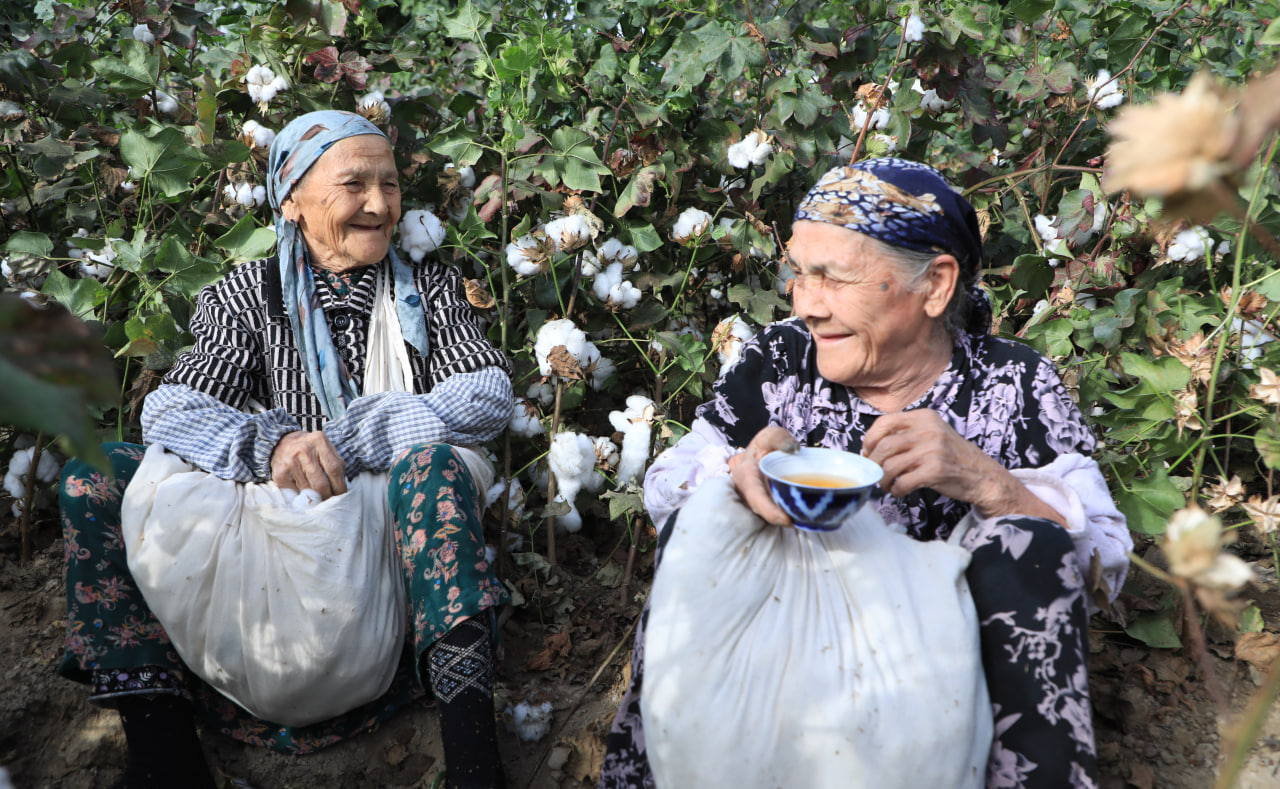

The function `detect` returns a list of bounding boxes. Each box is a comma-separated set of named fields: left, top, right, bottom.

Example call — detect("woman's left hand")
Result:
left=862, top=409, right=1064, bottom=525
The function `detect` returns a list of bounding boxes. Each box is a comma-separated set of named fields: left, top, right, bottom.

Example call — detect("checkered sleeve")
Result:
left=141, top=383, right=301, bottom=481
left=323, top=365, right=514, bottom=475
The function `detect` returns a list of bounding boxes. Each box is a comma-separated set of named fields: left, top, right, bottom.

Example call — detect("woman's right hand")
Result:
left=270, top=430, right=348, bottom=500
left=729, top=425, right=801, bottom=527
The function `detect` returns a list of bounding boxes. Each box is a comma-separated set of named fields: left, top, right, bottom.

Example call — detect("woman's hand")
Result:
left=728, top=426, right=801, bottom=527
left=862, top=410, right=1064, bottom=525
left=270, top=430, right=348, bottom=500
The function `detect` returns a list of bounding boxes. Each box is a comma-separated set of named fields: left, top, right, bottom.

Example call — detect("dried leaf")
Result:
left=548, top=345, right=584, bottom=380
left=1203, top=475, right=1244, bottom=513
left=526, top=630, right=572, bottom=671
left=1249, top=368, right=1280, bottom=405
left=1235, top=632, right=1280, bottom=673
left=464, top=278, right=494, bottom=310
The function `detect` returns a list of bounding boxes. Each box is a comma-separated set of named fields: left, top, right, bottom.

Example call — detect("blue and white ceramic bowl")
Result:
left=758, top=447, right=883, bottom=531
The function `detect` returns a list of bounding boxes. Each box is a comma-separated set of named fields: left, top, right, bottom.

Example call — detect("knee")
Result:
left=389, top=442, right=460, bottom=480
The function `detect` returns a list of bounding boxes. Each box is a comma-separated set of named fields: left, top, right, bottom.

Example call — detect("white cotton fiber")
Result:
left=548, top=432, right=599, bottom=532
left=608, top=396, right=657, bottom=486
left=505, top=701, right=553, bottom=742
left=400, top=209, right=446, bottom=262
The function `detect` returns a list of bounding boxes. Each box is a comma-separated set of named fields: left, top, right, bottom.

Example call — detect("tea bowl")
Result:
left=758, top=447, right=884, bottom=531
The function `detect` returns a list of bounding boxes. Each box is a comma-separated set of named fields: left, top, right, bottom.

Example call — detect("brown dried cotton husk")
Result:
left=1102, top=69, right=1280, bottom=224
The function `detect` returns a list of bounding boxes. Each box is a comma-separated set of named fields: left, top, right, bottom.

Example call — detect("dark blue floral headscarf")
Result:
left=794, top=158, right=991, bottom=334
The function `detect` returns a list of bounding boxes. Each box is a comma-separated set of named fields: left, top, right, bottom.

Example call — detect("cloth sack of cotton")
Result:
left=120, top=443, right=406, bottom=726
left=642, top=476, right=993, bottom=789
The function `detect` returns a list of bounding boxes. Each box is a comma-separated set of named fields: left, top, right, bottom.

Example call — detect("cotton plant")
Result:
left=912, top=79, right=952, bottom=113
left=67, top=230, right=120, bottom=281
left=508, top=397, right=546, bottom=437
left=144, top=89, right=179, bottom=116
left=671, top=207, right=713, bottom=245
left=1033, top=215, right=1071, bottom=258
left=608, top=395, right=658, bottom=487
left=1085, top=69, right=1124, bottom=110
left=399, top=209, right=446, bottom=262
left=244, top=64, right=288, bottom=107
left=547, top=431, right=605, bottom=532
left=850, top=100, right=890, bottom=131
left=591, top=263, right=642, bottom=310
left=223, top=181, right=267, bottom=209
left=727, top=129, right=774, bottom=169
left=1230, top=316, right=1276, bottom=370
left=242, top=120, right=276, bottom=149
left=505, top=234, right=554, bottom=276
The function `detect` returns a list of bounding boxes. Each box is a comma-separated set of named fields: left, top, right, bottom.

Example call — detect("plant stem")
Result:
left=1215, top=663, right=1280, bottom=789
left=1179, top=585, right=1230, bottom=718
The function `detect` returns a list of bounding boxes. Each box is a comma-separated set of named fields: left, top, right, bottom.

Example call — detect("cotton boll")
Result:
left=578, top=250, right=602, bottom=277
left=458, top=166, right=476, bottom=189
left=1034, top=214, right=1059, bottom=243
left=870, top=133, right=898, bottom=153
left=252, top=185, right=267, bottom=207
left=526, top=380, right=555, bottom=407
left=912, top=79, right=952, bottom=112
left=671, top=207, right=712, bottom=244
left=1085, top=69, right=1124, bottom=110
left=358, top=90, right=391, bottom=124
left=146, top=89, right=179, bottom=116
left=590, top=355, right=616, bottom=390
left=850, top=103, right=890, bottom=130
left=544, top=215, right=593, bottom=254
left=534, top=319, right=600, bottom=381
left=608, top=396, right=657, bottom=486
left=0, top=100, right=24, bottom=122
left=1230, top=317, right=1276, bottom=370
left=592, top=263, right=642, bottom=309
left=593, top=436, right=620, bottom=471
left=132, top=23, right=156, bottom=45
left=508, top=398, right=546, bottom=437
left=548, top=431, right=599, bottom=532
left=242, top=120, right=276, bottom=148
left=245, top=64, right=287, bottom=107
left=726, top=130, right=773, bottom=169
left=1168, top=227, right=1212, bottom=262
left=596, top=237, right=638, bottom=268
left=901, top=14, right=924, bottom=42
left=506, top=235, right=548, bottom=276
left=504, top=701, right=553, bottom=742
left=400, top=209, right=447, bottom=263
left=713, top=315, right=756, bottom=370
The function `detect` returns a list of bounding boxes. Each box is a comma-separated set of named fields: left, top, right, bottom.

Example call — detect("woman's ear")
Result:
left=923, top=254, right=960, bottom=319
left=281, top=197, right=301, bottom=224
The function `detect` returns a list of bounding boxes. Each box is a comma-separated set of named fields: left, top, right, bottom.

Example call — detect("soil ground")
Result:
left=3, top=505, right=1280, bottom=789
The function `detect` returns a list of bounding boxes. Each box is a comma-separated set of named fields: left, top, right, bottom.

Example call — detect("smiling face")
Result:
left=282, top=134, right=401, bottom=272
left=786, top=220, right=956, bottom=397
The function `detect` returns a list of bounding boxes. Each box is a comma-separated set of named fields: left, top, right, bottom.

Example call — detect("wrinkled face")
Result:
left=786, top=220, right=946, bottom=390
left=283, top=134, right=401, bottom=272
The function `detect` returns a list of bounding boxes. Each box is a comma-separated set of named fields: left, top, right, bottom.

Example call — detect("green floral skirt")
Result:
left=59, top=442, right=507, bottom=754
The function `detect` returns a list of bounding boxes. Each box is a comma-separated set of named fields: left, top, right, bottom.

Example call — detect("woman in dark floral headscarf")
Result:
left=600, top=158, right=1132, bottom=789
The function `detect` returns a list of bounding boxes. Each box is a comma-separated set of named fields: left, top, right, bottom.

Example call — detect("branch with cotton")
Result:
left=444, top=163, right=476, bottom=189
left=1167, top=226, right=1218, bottom=262
left=241, top=120, right=276, bottom=149
left=912, top=79, right=953, bottom=113
left=67, top=230, right=121, bottom=281
left=548, top=431, right=605, bottom=532
left=608, top=395, right=658, bottom=487
left=900, top=13, right=925, bottom=43
left=671, top=207, right=713, bottom=245
left=592, top=263, right=642, bottom=310
left=508, top=398, right=546, bottom=437
left=244, top=64, right=288, bottom=108
left=712, top=314, right=756, bottom=370
left=399, top=209, right=446, bottom=262
left=143, top=89, right=179, bottom=116
left=1033, top=214, right=1071, bottom=258
left=223, top=181, right=267, bottom=209
left=726, top=129, right=773, bottom=169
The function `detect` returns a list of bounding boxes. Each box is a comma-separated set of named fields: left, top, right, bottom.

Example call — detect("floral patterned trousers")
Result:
left=59, top=442, right=506, bottom=754
left=600, top=514, right=1098, bottom=789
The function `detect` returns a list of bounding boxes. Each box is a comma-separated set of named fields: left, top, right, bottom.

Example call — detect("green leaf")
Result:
left=1261, top=17, right=1280, bottom=46
left=1241, top=603, right=1265, bottom=633
left=603, top=489, right=645, bottom=521
left=41, top=270, right=104, bottom=320
left=92, top=39, right=161, bottom=96
left=1256, top=418, right=1280, bottom=471
left=727, top=283, right=788, bottom=327
left=214, top=215, right=279, bottom=263
left=614, top=164, right=666, bottom=218
left=1120, top=353, right=1192, bottom=395
left=626, top=224, right=663, bottom=253
left=3, top=231, right=53, bottom=258
left=546, top=127, right=610, bottom=193
left=119, top=127, right=203, bottom=198
left=429, top=128, right=487, bottom=168
left=443, top=0, right=492, bottom=41
left=1009, top=254, right=1054, bottom=299
left=1113, top=465, right=1185, bottom=535
left=1125, top=610, right=1182, bottom=649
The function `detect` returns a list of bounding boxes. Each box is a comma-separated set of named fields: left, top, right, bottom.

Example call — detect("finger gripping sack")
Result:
left=641, top=477, right=992, bottom=788
left=120, top=443, right=405, bottom=726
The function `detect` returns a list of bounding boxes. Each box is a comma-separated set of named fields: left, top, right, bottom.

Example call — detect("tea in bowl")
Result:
left=758, top=447, right=884, bottom=532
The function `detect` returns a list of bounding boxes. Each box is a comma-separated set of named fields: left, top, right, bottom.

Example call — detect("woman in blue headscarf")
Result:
left=599, top=159, right=1133, bottom=789
left=58, top=111, right=512, bottom=788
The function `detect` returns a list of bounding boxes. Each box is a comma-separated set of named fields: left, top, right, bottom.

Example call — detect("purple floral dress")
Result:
left=601, top=318, right=1102, bottom=789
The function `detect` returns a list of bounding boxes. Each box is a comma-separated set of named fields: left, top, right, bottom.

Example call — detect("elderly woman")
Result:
left=600, top=159, right=1132, bottom=789
left=58, top=111, right=511, bottom=789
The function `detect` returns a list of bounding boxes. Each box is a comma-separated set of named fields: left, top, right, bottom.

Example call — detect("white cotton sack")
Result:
left=642, top=477, right=992, bottom=789
left=121, top=444, right=406, bottom=726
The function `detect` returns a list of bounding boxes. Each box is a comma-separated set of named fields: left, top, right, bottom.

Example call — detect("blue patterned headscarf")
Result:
left=267, top=110, right=429, bottom=419
left=794, top=158, right=991, bottom=334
